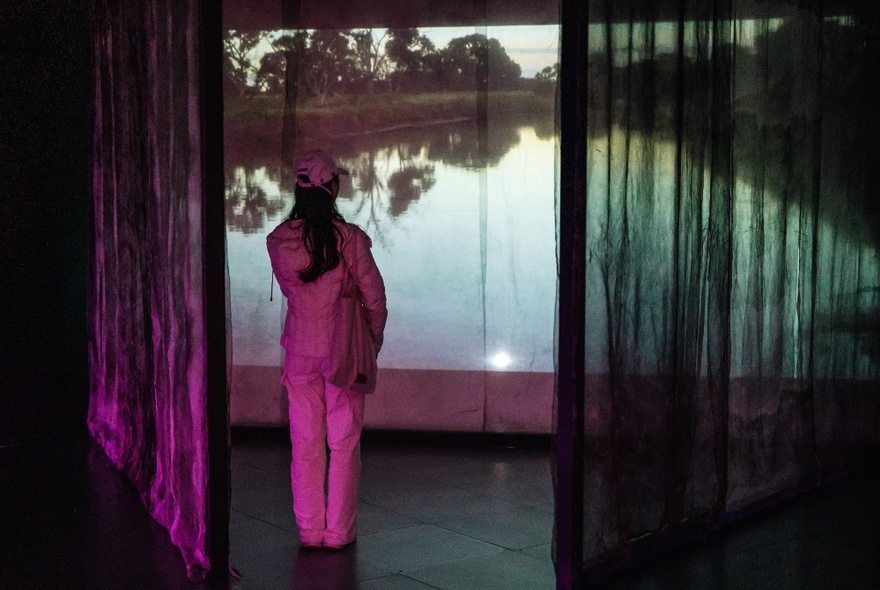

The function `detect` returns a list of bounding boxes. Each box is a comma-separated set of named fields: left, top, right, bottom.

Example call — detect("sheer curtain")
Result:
left=577, top=0, right=880, bottom=579
left=88, top=0, right=220, bottom=578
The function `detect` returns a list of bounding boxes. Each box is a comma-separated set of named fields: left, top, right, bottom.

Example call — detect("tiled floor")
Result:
left=230, top=432, right=556, bottom=590
left=1, top=428, right=878, bottom=589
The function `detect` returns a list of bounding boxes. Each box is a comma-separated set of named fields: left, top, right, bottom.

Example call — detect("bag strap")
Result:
left=340, top=229, right=359, bottom=298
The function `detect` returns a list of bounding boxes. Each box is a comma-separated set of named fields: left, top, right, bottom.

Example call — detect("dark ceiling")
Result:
left=223, top=0, right=866, bottom=31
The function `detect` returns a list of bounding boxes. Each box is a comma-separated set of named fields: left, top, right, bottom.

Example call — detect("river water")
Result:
left=226, top=116, right=880, bottom=384
left=226, top=120, right=558, bottom=374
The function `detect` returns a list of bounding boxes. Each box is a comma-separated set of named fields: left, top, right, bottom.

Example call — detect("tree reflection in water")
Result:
left=387, top=163, right=436, bottom=218
left=224, top=117, right=533, bottom=236
left=224, top=167, right=287, bottom=234
left=385, top=141, right=436, bottom=218
left=424, top=120, right=521, bottom=170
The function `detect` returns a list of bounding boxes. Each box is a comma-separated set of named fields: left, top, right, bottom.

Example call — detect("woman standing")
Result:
left=267, top=149, right=387, bottom=549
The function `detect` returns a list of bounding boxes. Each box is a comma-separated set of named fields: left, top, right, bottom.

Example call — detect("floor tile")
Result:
left=360, top=480, right=520, bottom=524
left=406, top=548, right=556, bottom=590
left=230, top=513, right=392, bottom=589
left=609, top=470, right=880, bottom=589
left=521, top=542, right=553, bottom=562
left=434, top=503, right=552, bottom=549
left=358, top=500, right=424, bottom=535
left=355, top=525, right=506, bottom=572
left=357, top=574, right=443, bottom=589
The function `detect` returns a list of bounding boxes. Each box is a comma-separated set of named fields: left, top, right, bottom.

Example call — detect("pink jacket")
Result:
left=267, top=219, right=387, bottom=358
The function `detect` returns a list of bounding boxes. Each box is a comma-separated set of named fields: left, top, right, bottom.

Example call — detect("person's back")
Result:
left=266, top=149, right=386, bottom=549
left=268, top=219, right=385, bottom=357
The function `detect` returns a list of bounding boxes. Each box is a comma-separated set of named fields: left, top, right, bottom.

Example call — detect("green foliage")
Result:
left=385, top=29, right=438, bottom=92
left=257, top=51, right=286, bottom=94
left=533, top=63, right=559, bottom=96
left=438, top=34, right=522, bottom=90
left=222, top=28, right=528, bottom=98
left=223, top=30, right=265, bottom=97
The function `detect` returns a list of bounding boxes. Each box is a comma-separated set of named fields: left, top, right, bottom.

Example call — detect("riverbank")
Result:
left=223, top=90, right=556, bottom=165
left=225, top=90, right=555, bottom=138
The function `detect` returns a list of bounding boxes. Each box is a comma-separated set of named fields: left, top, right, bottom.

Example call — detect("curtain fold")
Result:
left=88, top=0, right=211, bottom=577
left=579, top=0, right=880, bottom=578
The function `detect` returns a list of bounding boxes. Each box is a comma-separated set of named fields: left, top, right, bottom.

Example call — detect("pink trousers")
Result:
left=283, top=355, right=364, bottom=547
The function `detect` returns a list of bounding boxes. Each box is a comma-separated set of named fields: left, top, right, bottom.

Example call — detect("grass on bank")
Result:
left=225, top=90, right=554, bottom=135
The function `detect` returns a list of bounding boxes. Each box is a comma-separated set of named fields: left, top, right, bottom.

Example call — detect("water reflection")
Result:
left=334, top=146, right=436, bottom=223
left=387, top=162, right=436, bottom=218
left=225, top=121, right=558, bottom=371
left=223, top=22, right=880, bottom=377
left=427, top=121, right=522, bottom=169
left=225, top=167, right=287, bottom=234
left=224, top=118, right=878, bottom=377
left=814, top=288, right=880, bottom=370
left=224, top=118, right=530, bottom=235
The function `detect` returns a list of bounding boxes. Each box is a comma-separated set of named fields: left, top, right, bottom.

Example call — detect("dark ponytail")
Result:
left=287, top=176, right=346, bottom=283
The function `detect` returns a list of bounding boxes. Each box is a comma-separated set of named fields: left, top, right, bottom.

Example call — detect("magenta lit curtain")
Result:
left=88, top=0, right=211, bottom=577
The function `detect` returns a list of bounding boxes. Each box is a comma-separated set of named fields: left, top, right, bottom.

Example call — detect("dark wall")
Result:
left=0, top=1, right=90, bottom=438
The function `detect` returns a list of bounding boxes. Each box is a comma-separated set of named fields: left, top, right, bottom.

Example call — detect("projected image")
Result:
left=224, top=18, right=879, bottom=432
left=223, top=26, right=560, bottom=386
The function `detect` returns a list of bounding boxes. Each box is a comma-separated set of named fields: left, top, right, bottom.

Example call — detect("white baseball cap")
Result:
left=294, top=149, right=349, bottom=194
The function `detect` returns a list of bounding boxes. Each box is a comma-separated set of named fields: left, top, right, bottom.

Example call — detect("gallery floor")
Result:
left=1, top=428, right=877, bottom=589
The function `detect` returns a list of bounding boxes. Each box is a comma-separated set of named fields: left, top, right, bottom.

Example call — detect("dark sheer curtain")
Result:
left=88, top=0, right=220, bottom=578
left=576, top=0, right=880, bottom=579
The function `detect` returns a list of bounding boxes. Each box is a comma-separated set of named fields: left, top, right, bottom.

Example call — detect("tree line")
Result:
left=223, top=28, right=547, bottom=100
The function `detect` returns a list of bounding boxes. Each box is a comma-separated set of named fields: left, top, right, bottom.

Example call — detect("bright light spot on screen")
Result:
left=490, top=351, right=512, bottom=369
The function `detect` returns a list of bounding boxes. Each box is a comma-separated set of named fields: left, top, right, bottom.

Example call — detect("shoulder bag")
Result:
left=327, top=232, right=378, bottom=394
